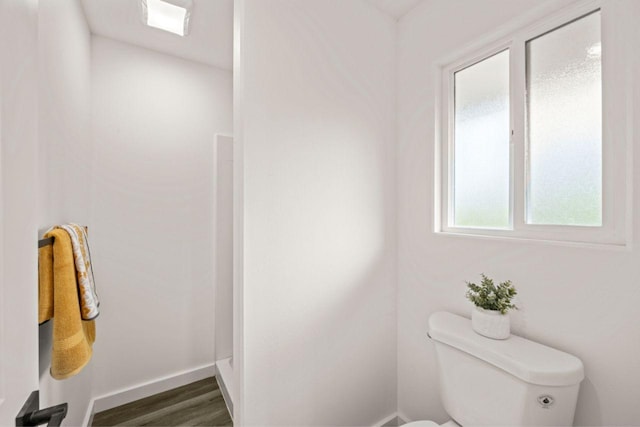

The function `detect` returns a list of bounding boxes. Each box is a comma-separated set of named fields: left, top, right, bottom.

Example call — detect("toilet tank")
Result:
left=428, top=312, right=584, bottom=427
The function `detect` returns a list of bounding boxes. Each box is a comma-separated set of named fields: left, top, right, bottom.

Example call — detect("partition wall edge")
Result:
left=232, top=0, right=246, bottom=425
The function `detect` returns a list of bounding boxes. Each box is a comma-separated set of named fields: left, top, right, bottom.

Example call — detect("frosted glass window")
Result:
left=526, top=12, right=602, bottom=226
left=453, top=50, right=510, bottom=228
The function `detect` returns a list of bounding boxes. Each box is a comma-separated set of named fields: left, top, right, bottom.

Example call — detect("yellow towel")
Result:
left=38, top=228, right=96, bottom=380
left=38, top=243, right=54, bottom=324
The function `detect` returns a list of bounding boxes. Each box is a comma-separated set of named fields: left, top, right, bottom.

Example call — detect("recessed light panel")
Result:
left=141, top=0, right=192, bottom=37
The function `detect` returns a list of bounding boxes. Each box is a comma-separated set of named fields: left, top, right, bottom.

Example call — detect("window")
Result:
left=439, top=4, right=627, bottom=246
left=453, top=50, right=510, bottom=229
left=526, top=12, right=602, bottom=226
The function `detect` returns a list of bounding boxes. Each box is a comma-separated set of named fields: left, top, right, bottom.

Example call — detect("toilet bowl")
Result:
left=405, top=312, right=584, bottom=427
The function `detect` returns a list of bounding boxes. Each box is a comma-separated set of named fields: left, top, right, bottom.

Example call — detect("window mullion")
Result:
left=511, top=37, right=527, bottom=232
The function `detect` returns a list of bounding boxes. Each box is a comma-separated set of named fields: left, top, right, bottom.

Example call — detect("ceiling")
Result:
left=81, top=0, right=234, bottom=70
left=365, top=0, right=425, bottom=20
left=80, top=0, right=423, bottom=70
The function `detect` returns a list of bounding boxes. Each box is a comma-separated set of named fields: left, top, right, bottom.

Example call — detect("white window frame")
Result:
left=435, top=0, right=630, bottom=247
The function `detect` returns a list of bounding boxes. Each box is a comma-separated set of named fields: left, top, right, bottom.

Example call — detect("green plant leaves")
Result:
left=465, top=274, right=517, bottom=314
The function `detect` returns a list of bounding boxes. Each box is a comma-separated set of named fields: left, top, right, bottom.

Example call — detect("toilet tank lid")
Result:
left=428, top=312, right=584, bottom=386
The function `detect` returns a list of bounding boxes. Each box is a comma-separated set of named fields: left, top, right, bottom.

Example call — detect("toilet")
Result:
left=406, top=312, right=584, bottom=427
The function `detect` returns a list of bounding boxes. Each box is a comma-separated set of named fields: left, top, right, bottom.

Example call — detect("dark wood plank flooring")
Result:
left=92, top=377, right=233, bottom=427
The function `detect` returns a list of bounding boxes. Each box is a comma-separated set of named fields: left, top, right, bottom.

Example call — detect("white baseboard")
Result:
left=215, top=357, right=234, bottom=420
left=82, top=363, right=216, bottom=427
left=373, top=411, right=410, bottom=427
left=82, top=393, right=96, bottom=426
left=396, top=411, right=410, bottom=424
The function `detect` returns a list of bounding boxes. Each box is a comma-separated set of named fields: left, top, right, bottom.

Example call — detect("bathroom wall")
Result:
left=37, top=0, right=92, bottom=224
left=36, top=0, right=94, bottom=424
left=90, top=36, right=233, bottom=399
left=397, top=0, right=640, bottom=425
left=235, top=0, right=398, bottom=425
left=215, top=136, right=234, bottom=362
left=0, top=0, right=40, bottom=424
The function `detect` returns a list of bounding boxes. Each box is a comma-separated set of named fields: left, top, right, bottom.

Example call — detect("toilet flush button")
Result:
left=538, top=395, right=554, bottom=408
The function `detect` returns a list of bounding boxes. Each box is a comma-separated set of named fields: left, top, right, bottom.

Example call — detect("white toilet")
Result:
left=406, top=312, right=584, bottom=427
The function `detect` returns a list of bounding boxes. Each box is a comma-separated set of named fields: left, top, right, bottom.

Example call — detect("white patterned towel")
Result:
left=53, top=224, right=100, bottom=320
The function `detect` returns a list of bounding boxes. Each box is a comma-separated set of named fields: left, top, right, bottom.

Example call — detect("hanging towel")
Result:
left=38, top=228, right=95, bottom=380
left=38, top=243, right=54, bottom=324
left=54, top=224, right=99, bottom=320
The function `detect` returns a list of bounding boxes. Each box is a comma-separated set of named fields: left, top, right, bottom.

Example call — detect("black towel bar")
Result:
left=39, top=226, right=88, bottom=248
left=38, top=237, right=55, bottom=248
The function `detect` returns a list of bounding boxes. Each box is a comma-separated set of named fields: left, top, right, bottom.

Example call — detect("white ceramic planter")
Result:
left=471, top=307, right=510, bottom=339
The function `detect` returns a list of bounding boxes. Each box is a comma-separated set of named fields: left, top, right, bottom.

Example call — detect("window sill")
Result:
left=434, top=228, right=631, bottom=251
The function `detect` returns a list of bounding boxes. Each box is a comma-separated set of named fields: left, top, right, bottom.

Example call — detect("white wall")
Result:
left=90, top=36, right=233, bottom=399
left=36, top=1, right=93, bottom=424
left=215, top=136, right=234, bottom=362
left=0, top=0, right=40, bottom=424
left=236, top=0, right=398, bottom=425
left=397, top=0, right=640, bottom=425
left=37, top=0, right=92, bottom=224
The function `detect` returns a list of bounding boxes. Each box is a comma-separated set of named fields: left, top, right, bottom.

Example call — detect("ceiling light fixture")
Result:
left=141, top=0, right=193, bottom=37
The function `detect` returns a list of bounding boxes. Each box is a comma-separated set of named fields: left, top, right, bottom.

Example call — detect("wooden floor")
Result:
left=92, top=377, right=233, bottom=427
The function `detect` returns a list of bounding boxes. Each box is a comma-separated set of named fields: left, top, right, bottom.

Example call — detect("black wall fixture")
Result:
left=16, top=391, right=67, bottom=427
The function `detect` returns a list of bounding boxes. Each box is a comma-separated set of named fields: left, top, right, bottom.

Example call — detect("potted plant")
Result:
left=466, top=274, right=517, bottom=339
